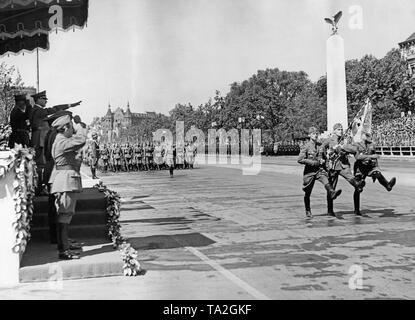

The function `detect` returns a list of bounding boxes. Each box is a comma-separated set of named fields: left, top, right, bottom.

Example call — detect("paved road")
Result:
left=1, top=156, right=414, bottom=299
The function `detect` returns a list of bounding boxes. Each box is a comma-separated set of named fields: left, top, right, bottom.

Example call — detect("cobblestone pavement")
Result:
left=1, top=156, right=414, bottom=299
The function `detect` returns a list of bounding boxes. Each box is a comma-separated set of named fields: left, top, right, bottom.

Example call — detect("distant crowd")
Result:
left=372, top=113, right=415, bottom=147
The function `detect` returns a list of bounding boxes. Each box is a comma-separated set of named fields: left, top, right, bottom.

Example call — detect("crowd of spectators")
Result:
left=372, top=112, right=415, bottom=147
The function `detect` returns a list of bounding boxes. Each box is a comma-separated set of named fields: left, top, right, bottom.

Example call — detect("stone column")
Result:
left=326, top=34, right=348, bottom=131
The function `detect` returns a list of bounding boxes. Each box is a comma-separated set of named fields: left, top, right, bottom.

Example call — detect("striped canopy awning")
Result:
left=0, top=0, right=88, bottom=55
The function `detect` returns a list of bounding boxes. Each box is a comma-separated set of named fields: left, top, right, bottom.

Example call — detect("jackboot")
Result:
left=304, top=195, right=312, bottom=218
left=325, top=184, right=342, bottom=200
left=354, top=190, right=362, bottom=216
left=48, top=193, right=57, bottom=244
left=374, top=172, right=396, bottom=192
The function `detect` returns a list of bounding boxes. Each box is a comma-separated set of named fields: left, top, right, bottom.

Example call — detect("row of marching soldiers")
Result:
left=298, top=123, right=396, bottom=219
left=84, top=138, right=198, bottom=179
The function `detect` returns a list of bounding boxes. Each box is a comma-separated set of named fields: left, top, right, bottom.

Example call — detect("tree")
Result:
left=0, top=62, right=24, bottom=125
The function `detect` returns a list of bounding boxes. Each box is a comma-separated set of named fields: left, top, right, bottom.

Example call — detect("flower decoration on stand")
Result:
left=12, top=146, right=37, bottom=254
left=0, top=124, right=12, bottom=150
left=94, top=181, right=144, bottom=276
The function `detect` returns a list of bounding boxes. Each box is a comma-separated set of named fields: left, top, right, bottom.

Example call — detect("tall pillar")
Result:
left=326, top=34, right=348, bottom=131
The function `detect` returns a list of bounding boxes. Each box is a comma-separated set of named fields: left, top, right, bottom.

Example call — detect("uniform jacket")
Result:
left=89, top=140, right=100, bottom=160
left=29, top=104, right=68, bottom=148
left=49, top=129, right=87, bottom=193
left=298, top=140, right=326, bottom=176
left=321, top=134, right=356, bottom=170
left=352, top=141, right=379, bottom=176
left=8, top=106, right=31, bottom=148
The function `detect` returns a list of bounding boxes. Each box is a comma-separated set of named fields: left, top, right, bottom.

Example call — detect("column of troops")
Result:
left=83, top=140, right=198, bottom=178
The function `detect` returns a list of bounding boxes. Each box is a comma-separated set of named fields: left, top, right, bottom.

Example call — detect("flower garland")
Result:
left=12, top=146, right=37, bottom=254
left=94, top=181, right=143, bottom=276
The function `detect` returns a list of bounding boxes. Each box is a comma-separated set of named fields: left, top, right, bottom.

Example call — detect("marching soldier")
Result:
left=89, top=132, right=100, bottom=179
left=113, top=143, right=122, bottom=172
left=49, top=114, right=87, bottom=260
left=153, top=141, right=163, bottom=170
left=322, top=123, right=365, bottom=218
left=8, top=94, right=31, bottom=148
left=164, top=142, right=175, bottom=177
left=352, top=131, right=396, bottom=216
left=298, top=127, right=342, bottom=218
left=123, top=142, right=133, bottom=171
left=29, top=90, right=81, bottom=194
left=100, top=144, right=110, bottom=172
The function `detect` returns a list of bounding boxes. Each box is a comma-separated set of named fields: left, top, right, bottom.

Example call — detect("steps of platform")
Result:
left=31, top=187, right=108, bottom=242
left=30, top=224, right=109, bottom=241
left=32, top=210, right=107, bottom=227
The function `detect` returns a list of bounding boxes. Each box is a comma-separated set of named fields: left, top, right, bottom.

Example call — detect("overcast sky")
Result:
left=3, top=0, right=415, bottom=123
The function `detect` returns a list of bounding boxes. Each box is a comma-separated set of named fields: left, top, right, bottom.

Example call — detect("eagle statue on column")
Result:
left=324, top=11, right=342, bottom=35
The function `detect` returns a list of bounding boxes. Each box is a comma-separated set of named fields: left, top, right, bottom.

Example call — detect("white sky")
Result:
left=3, top=0, right=415, bottom=123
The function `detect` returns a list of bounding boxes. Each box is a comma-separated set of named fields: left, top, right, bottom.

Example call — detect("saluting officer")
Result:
left=298, top=127, right=342, bottom=218
left=8, top=94, right=31, bottom=148
left=29, top=90, right=81, bottom=194
left=49, top=114, right=87, bottom=260
left=352, top=131, right=396, bottom=216
left=43, top=110, right=74, bottom=245
left=322, top=123, right=365, bottom=218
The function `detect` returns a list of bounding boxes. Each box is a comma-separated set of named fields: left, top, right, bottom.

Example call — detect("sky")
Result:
left=3, top=0, right=415, bottom=123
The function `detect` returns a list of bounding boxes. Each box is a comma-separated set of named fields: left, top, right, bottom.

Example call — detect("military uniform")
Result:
left=29, top=91, right=78, bottom=192
left=123, top=144, right=132, bottom=171
left=352, top=135, right=396, bottom=215
left=89, top=135, right=100, bottom=179
left=42, top=110, right=74, bottom=244
left=298, top=127, right=342, bottom=217
left=8, top=94, right=31, bottom=148
left=100, top=145, right=110, bottom=172
left=49, top=115, right=87, bottom=259
left=164, top=144, right=175, bottom=177
left=321, top=128, right=364, bottom=215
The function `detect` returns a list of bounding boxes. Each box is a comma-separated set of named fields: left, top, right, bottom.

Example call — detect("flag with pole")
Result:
left=345, top=98, right=373, bottom=144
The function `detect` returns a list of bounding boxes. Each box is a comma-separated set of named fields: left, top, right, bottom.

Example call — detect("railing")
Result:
left=0, top=151, right=20, bottom=288
left=375, top=146, right=415, bottom=157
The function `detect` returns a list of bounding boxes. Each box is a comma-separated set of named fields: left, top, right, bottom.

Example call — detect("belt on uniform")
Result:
left=55, top=165, right=78, bottom=171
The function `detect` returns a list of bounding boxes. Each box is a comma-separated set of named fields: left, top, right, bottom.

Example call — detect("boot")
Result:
left=325, top=184, right=342, bottom=200
left=354, top=190, right=362, bottom=216
left=304, top=195, right=312, bottom=218
left=57, top=223, right=80, bottom=259
left=169, top=167, right=174, bottom=177
left=326, top=196, right=335, bottom=217
left=48, top=193, right=57, bottom=244
left=375, top=172, right=396, bottom=192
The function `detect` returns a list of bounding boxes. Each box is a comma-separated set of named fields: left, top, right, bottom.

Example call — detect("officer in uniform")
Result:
left=298, top=127, right=342, bottom=218
left=29, top=90, right=81, bottom=194
left=100, top=144, right=110, bottom=172
left=43, top=110, right=74, bottom=244
left=322, top=123, right=365, bottom=218
left=89, top=132, right=100, bottom=179
left=48, top=114, right=87, bottom=260
left=8, top=94, right=31, bottom=148
left=352, top=131, right=396, bottom=216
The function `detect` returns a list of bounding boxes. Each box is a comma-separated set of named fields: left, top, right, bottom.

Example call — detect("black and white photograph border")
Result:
left=0, top=0, right=415, bottom=302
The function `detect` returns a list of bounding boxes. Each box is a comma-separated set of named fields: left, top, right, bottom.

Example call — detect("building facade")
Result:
left=92, top=102, right=156, bottom=142
left=399, top=32, right=415, bottom=76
